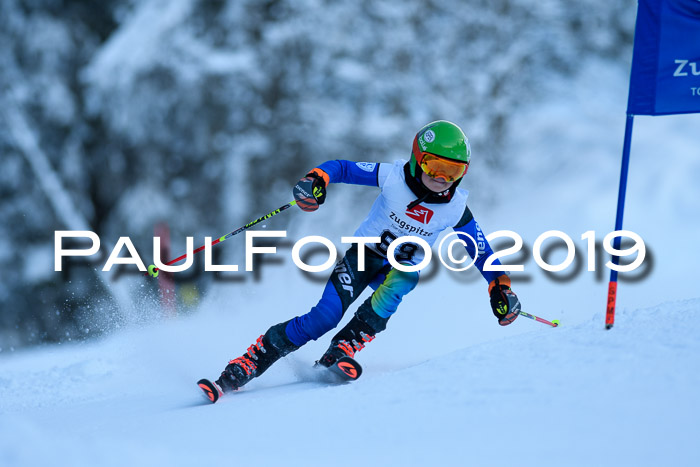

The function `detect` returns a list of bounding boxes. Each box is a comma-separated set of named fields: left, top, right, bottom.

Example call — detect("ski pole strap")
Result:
left=519, top=311, right=559, bottom=327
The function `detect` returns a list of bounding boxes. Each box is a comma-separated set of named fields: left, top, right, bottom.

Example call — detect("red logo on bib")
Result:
left=406, top=205, right=434, bottom=224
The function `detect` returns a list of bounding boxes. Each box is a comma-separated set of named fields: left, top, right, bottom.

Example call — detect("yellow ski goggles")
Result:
left=419, top=153, right=468, bottom=182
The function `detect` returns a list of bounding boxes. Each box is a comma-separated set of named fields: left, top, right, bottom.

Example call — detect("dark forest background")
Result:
left=0, top=0, right=634, bottom=348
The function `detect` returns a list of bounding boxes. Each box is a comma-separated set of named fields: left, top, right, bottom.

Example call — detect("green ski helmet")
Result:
left=410, top=120, right=471, bottom=182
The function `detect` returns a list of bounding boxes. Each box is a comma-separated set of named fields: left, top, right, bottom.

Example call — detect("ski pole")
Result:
left=147, top=200, right=298, bottom=277
left=519, top=311, right=560, bottom=327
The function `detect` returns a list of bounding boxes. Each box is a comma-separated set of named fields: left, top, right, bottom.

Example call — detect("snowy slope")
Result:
left=1, top=298, right=698, bottom=467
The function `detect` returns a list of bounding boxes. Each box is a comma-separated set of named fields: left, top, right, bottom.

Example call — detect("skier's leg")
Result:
left=318, top=268, right=420, bottom=366
left=284, top=244, right=389, bottom=346
left=216, top=319, right=300, bottom=392
left=365, top=267, right=421, bottom=326
left=284, top=281, right=344, bottom=347
left=217, top=245, right=386, bottom=391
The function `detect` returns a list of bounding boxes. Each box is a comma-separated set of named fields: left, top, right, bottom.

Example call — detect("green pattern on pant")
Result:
left=369, top=267, right=420, bottom=319
left=330, top=245, right=420, bottom=322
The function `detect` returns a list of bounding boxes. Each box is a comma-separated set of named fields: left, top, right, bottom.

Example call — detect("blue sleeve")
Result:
left=316, top=160, right=380, bottom=187
left=453, top=218, right=504, bottom=284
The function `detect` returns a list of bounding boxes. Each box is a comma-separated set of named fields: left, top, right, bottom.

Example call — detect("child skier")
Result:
left=198, top=120, right=521, bottom=402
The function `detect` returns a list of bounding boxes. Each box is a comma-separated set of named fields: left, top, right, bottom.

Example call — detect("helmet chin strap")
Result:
left=406, top=192, right=431, bottom=211
left=404, top=163, right=456, bottom=210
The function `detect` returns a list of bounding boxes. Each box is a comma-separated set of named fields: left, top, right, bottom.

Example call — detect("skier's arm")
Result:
left=452, top=206, right=504, bottom=284
left=311, top=160, right=385, bottom=187
left=294, top=160, right=388, bottom=212
left=453, top=206, right=521, bottom=326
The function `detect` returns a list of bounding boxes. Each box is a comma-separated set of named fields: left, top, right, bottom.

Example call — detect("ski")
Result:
left=197, top=378, right=223, bottom=403
left=322, top=356, right=363, bottom=381
left=199, top=356, right=362, bottom=404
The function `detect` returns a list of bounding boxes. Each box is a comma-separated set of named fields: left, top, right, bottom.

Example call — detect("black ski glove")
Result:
left=293, top=169, right=328, bottom=212
left=489, top=275, right=521, bottom=326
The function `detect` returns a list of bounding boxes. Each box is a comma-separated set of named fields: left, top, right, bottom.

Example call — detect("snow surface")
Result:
left=1, top=298, right=698, bottom=467
left=2, top=43, right=700, bottom=467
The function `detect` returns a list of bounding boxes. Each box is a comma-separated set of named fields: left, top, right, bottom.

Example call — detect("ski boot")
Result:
left=318, top=313, right=378, bottom=370
left=215, top=321, right=299, bottom=393
left=316, top=315, right=376, bottom=381
left=316, top=300, right=391, bottom=380
left=318, top=299, right=390, bottom=367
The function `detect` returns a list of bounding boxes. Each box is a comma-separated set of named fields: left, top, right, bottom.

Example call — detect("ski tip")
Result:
left=197, top=379, right=222, bottom=403
left=335, top=356, right=362, bottom=380
left=551, top=319, right=560, bottom=327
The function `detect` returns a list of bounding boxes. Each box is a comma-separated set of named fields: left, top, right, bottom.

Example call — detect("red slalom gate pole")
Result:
left=519, top=311, right=559, bottom=328
left=146, top=200, right=297, bottom=278
left=606, top=114, right=635, bottom=330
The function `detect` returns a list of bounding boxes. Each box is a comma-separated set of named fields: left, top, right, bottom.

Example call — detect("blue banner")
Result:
left=627, top=0, right=700, bottom=115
